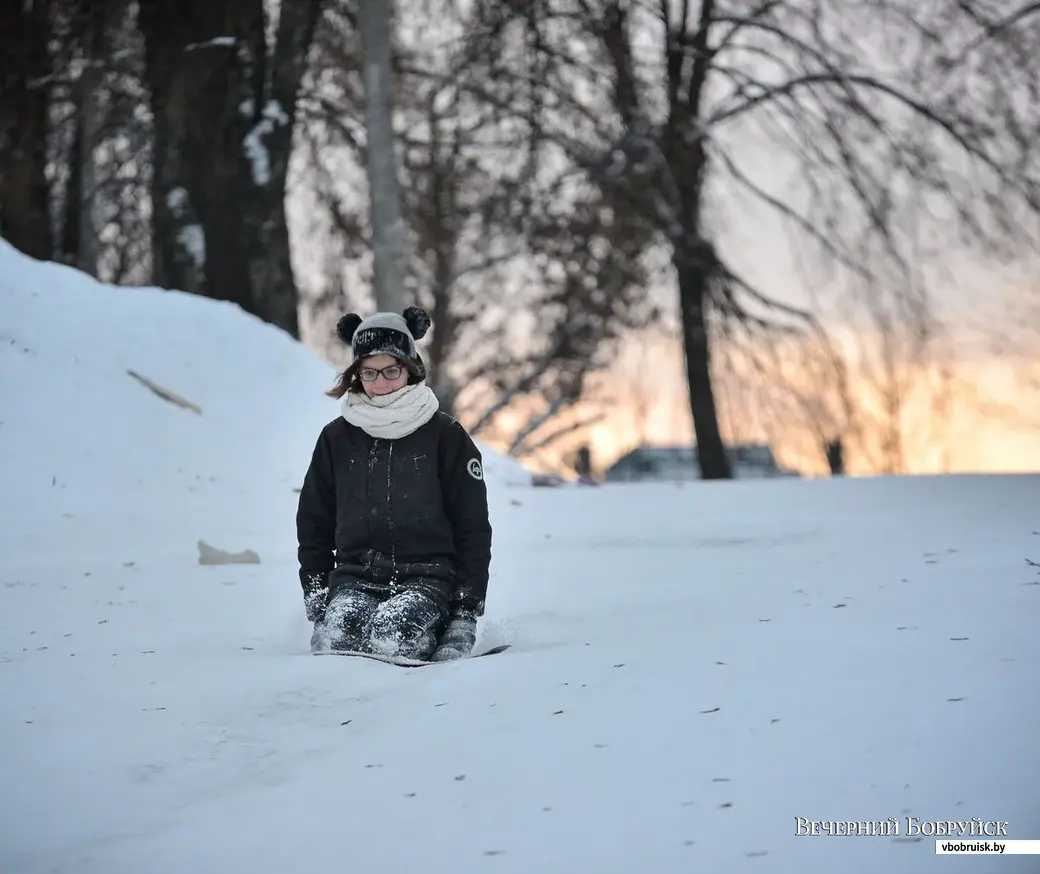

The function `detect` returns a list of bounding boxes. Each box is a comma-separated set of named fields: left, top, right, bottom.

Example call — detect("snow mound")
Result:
left=474, top=446, right=535, bottom=486
left=0, top=239, right=529, bottom=558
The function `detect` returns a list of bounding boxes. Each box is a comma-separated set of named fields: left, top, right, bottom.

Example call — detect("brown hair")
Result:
left=325, top=356, right=425, bottom=399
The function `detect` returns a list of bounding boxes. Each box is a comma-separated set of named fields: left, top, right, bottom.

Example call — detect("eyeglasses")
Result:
left=358, top=364, right=404, bottom=382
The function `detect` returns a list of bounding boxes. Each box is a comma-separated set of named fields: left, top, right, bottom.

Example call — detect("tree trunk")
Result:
left=658, top=0, right=730, bottom=479
left=357, top=0, right=410, bottom=313
left=138, top=0, right=318, bottom=338
left=676, top=256, right=732, bottom=479
left=424, top=114, right=460, bottom=416
left=427, top=270, right=457, bottom=414
left=61, top=103, right=83, bottom=263
left=0, top=0, right=53, bottom=261
left=76, top=0, right=109, bottom=277
left=426, top=253, right=456, bottom=413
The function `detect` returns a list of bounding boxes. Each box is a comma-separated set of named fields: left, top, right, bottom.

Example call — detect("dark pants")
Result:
left=320, top=588, right=448, bottom=659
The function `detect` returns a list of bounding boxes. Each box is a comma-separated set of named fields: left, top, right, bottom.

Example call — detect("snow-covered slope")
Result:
left=0, top=240, right=528, bottom=556
left=1, top=241, right=1038, bottom=874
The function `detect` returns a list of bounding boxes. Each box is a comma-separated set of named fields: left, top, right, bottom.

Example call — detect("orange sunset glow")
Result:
left=476, top=327, right=1040, bottom=479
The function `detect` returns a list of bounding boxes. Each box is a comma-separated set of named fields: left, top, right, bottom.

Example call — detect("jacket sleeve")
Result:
left=440, top=419, right=493, bottom=617
left=296, top=427, right=337, bottom=622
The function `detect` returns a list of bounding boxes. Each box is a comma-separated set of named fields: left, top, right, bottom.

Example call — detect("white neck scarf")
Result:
left=340, top=383, right=440, bottom=439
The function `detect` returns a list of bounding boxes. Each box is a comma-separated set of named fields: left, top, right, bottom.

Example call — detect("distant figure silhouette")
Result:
left=825, top=437, right=845, bottom=476
left=573, top=444, right=598, bottom=485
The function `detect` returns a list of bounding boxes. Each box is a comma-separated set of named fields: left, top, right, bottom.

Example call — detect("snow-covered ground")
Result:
left=1, top=239, right=1038, bottom=873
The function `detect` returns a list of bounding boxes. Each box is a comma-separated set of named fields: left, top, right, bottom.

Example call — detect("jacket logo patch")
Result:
left=466, top=458, right=483, bottom=480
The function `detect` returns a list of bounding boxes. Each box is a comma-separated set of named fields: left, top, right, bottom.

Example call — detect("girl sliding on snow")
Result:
left=296, top=306, right=492, bottom=662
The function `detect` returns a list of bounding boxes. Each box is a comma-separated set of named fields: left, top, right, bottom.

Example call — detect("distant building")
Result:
left=603, top=443, right=800, bottom=483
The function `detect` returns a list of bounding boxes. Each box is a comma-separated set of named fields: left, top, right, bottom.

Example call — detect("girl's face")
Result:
left=358, top=354, right=409, bottom=397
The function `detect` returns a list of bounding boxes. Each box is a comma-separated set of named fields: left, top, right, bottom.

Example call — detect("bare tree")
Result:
left=0, top=0, right=53, bottom=260
left=38, top=0, right=152, bottom=284
left=2, top=0, right=142, bottom=277
left=708, top=312, right=972, bottom=476
left=137, top=0, right=323, bottom=337
left=297, top=0, right=659, bottom=434
left=52, top=0, right=135, bottom=277
left=72, top=0, right=109, bottom=274
left=409, top=1, right=661, bottom=435
left=474, top=0, right=1040, bottom=479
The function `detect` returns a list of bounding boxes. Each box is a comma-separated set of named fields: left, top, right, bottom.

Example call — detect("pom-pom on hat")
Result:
left=335, top=306, right=431, bottom=378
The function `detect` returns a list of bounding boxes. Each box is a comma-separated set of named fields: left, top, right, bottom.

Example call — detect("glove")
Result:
left=310, top=621, right=329, bottom=654
left=302, top=573, right=329, bottom=624
left=430, top=611, right=477, bottom=662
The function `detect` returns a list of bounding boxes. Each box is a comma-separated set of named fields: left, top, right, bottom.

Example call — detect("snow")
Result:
left=177, top=224, right=205, bottom=267
left=243, top=100, right=290, bottom=186
left=165, top=187, right=205, bottom=268
left=473, top=441, right=533, bottom=485
left=1, top=238, right=1038, bottom=873
left=185, top=37, right=237, bottom=51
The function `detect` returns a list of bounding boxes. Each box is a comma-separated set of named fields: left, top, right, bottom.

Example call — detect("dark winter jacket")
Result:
left=296, top=412, right=492, bottom=622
